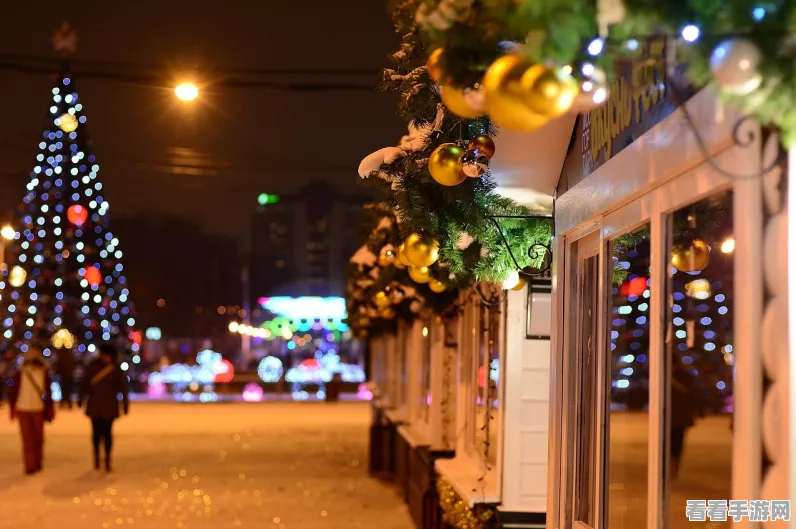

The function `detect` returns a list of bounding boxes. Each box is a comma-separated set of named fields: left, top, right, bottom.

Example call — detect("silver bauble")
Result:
left=709, top=38, right=762, bottom=95
left=460, top=148, right=489, bottom=178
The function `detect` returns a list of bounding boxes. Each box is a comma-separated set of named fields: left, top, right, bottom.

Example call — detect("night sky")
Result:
left=0, top=2, right=403, bottom=247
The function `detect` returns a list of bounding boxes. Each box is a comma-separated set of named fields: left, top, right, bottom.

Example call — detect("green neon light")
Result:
left=257, top=193, right=280, bottom=205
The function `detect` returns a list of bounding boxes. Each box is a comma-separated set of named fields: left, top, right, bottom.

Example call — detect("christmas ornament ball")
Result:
left=397, top=243, right=413, bottom=267
left=404, top=233, right=440, bottom=267
left=429, top=278, right=447, bottom=293
left=439, top=85, right=485, bottom=119
left=521, top=65, right=578, bottom=117
left=428, top=143, right=467, bottom=186
left=467, top=135, right=496, bottom=159
left=408, top=265, right=432, bottom=284
left=671, top=239, right=711, bottom=273
left=512, top=276, right=527, bottom=291
left=67, top=204, right=88, bottom=226
left=501, top=270, right=520, bottom=290
left=483, top=54, right=549, bottom=132
left=379, top=307, right=396, bottom=320
left=461, top=149, right=489, bottom=178
left=427, top=48, right=446, bottom=83
left=373, top=291, right=391, bottom=309
left=378, top=246, right=396, bottom=267
left=84, top=266, right=103, bottom=286
left=57, top=113, right=78, bottom=133
left=709, top=39, right=762, bottom=95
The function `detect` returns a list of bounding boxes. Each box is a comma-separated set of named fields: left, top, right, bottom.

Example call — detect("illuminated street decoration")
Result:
left=258, top=296, right=347, bottom=320
left=257, top=356, right=284, bottom=383
left=242, top=383, right=264, bottom=402
left=147, top=349, right=231, bottom=399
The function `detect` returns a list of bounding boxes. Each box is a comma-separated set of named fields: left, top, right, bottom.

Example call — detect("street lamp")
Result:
left=174, top=82, right=199, bottom=102
left=1, top=225, right=15, bottom=240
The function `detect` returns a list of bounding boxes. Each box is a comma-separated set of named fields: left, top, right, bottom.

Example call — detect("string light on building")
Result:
left=1, top=226, right=16, bottom=240
left=720, top=238, right=735, bottom=253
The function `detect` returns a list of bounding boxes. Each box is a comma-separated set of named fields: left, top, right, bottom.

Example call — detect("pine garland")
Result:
left=360, top=2, right=553, bottom=290
left=412, top=0, right=796, bottom=144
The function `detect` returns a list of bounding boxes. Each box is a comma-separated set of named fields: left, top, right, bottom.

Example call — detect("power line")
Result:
left=0, top=54, right=379, bottom=91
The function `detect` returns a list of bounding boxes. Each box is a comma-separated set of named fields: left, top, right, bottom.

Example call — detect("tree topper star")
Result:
left=52, top=22, right=78, bottom=56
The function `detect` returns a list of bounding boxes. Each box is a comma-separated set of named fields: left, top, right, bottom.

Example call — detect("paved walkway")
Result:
left=0, top=402, right=413, bottom=529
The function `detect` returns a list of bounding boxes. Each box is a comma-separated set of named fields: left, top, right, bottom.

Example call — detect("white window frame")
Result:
left=550, top=89, right=764, bottom=529
left=436, top=293, right=505, bottom=505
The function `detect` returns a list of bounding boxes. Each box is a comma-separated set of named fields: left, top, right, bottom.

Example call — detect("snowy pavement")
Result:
left=0, top=402, right=413, bottom=529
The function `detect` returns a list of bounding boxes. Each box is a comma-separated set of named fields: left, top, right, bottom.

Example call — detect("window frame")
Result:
left=552, top=105, right=762, bottom=529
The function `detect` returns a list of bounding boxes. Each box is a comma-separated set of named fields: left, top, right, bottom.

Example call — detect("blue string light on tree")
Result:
left=0, top=24, right=135, bottom=357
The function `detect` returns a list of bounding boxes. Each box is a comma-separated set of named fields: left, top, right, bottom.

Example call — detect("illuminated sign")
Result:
left=259, top=296, right=347, bottom=320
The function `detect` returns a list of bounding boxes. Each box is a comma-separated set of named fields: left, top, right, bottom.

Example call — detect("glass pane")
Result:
left=474, top=305, right=490, bottom=457
left=574, top=255, right=599, bottom=526
left=666, top=191, right=733, bottom=528
left=607, top=224, right=651, bottom=529
left=463, top=303, right=477, bottom=451
left=419, top=322, right=432, bottom=423
left=487, top=306, right=500, bottom=464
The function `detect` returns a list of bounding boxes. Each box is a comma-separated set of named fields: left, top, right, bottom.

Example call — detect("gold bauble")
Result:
left=427, top=48, right=446, bottom=83
left=373, top=291, right=391, bottom=309
left=483, top=55, right=549, bottom=132
left=57, top=113, right=78, bottom=133
left=671, top=239, right=711, bottom=273
left=511, top=276, right=527, bottom=291
left=378, top=247, right=396, bottom=267
left=467, top=135, right=496, bottom=159
left=397, top=243, right=413, bottom=266
left=408, top=265, right=432, bottom=284
left=521, top=65, right=578, bottom=117
left=429, top=278, right=447, bottom=293
left=379, top=307, right=396, bottom=320
left=439, top=85, right=485, bottom=119
left=428, top=143, right=467, bottom=186
left=394, top=259, right=406, bottom=270
left=404, top=232, right=439, bottom=267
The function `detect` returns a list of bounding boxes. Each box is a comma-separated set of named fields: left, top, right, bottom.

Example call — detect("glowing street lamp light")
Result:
left=720, top=238, right=735, bottom=254
left=1, top=225, right=15, bottom=240
left=174, top=82, right=199, bottom=102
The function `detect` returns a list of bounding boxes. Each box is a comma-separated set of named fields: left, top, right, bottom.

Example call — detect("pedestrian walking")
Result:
left=670, top=363, right=698, bottom=479
left=55, top=346, right=76, bottom=409
left=8, top=347, right=55, bottom=475
left=79, top=344, right=129, bottom=472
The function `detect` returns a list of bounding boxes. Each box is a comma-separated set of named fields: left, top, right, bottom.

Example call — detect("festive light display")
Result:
left=259, top=296, right=347, bottom=320
left=0, top=70, right=134, bottom=354
left=147, top=349, right=230, bottom=397
left=51, top=328, right=75, bottom=349
left=242, top=383, right=264, bottom=402
left=257, top=356, right=284, bottom=383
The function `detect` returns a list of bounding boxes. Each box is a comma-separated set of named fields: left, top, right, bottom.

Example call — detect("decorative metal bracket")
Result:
left=486, top=215, right=554, bottom=277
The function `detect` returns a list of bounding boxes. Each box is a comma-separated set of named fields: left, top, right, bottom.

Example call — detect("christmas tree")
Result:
left=0, top=28, right=135, bottom=358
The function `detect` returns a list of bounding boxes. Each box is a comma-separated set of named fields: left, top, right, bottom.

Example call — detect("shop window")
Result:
left=473, top=302, right=501, bottom=464
left=571, top=252, right=600, bottom=528
left=665, top=192, right=733, bottom=528
left=416, top=321, right=432, bottom=426
left=606, top=224, right=652, bottom=529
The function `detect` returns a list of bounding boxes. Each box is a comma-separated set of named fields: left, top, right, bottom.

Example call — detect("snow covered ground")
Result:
left=0, top=402, right=413, bottom=529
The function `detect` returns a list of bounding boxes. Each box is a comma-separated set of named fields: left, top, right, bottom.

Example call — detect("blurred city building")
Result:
left=249, top=181, right=369, bottom=298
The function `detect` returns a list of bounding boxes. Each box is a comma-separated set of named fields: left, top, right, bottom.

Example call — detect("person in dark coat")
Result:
left=79, top=344, right=129, bottom=472
left=670, top=363, right=698, bottom=479
left=55, top=347, right=76, bottom=409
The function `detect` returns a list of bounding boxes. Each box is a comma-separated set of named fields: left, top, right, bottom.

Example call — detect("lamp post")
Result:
left=0, top=225, right=16, bottom=267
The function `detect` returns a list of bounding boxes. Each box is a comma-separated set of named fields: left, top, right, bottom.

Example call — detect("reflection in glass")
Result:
left=474, top=304, right=500, bottom=463
left=419, top=322, right=432, bottom=423
left=666, top=192, right=733, bottom=529
left=574, top=255, right=599, bottom=526
left=607, top=224, right=651, bottom=529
